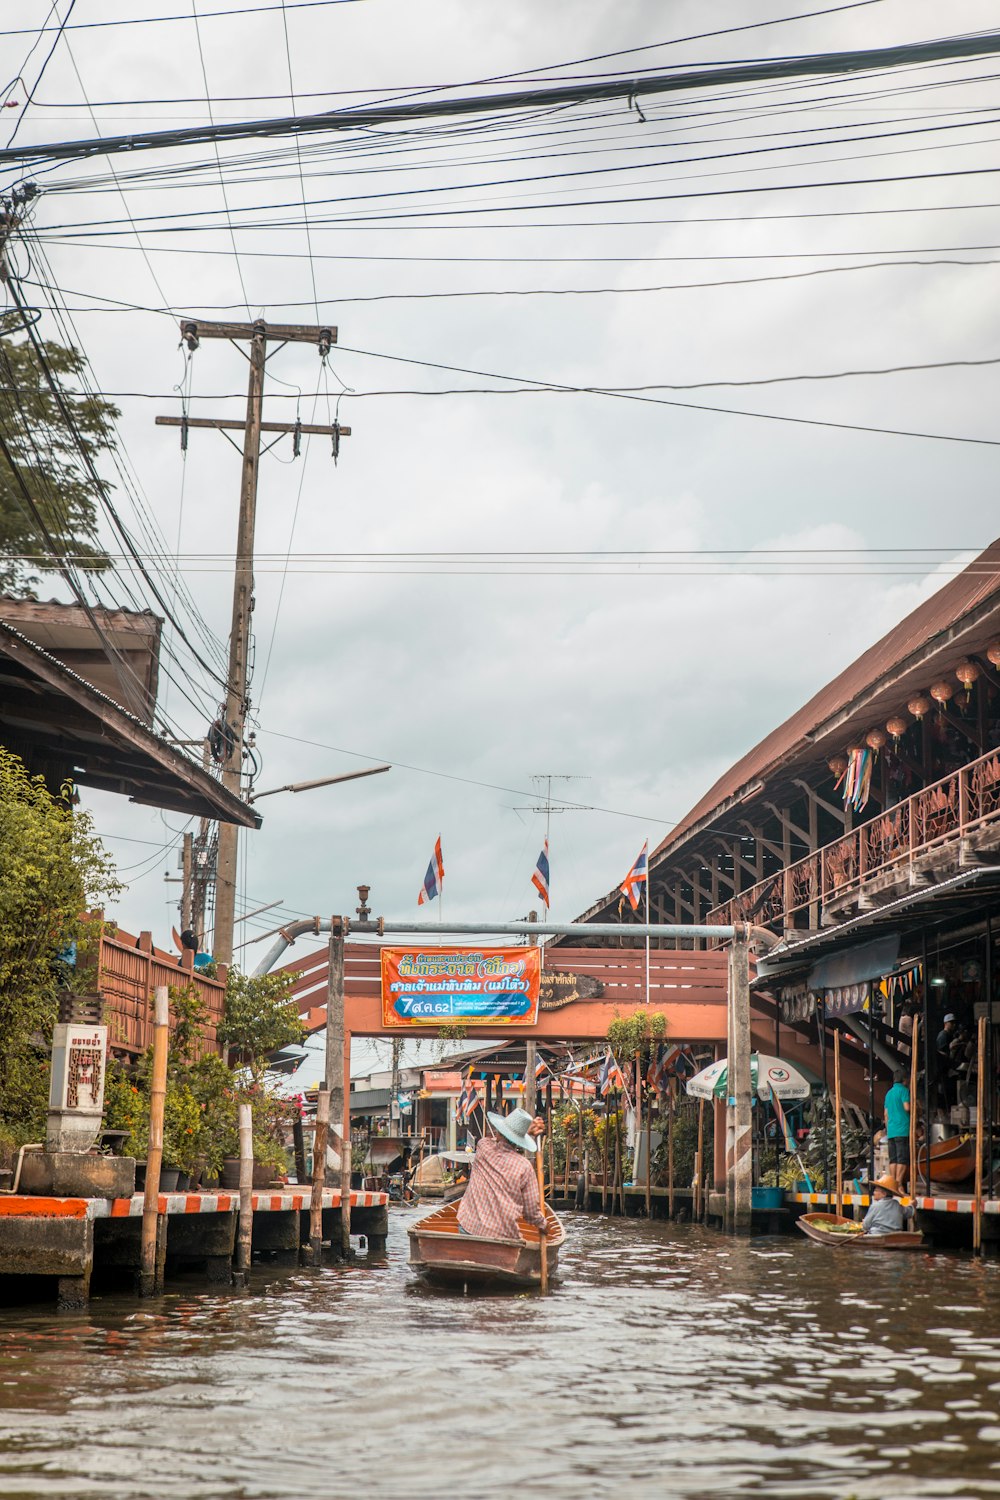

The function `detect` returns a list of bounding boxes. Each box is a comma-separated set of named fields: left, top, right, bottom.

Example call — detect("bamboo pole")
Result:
left=535, top=1132, right=548, bottom=1293
left=547, top=1084, right=555, bottom=1198
left=695, top=1098, right=705, bottom=1221
left=578, top=1105, right=584, bottom=1206
left=235, top=1101, right=254, bottom=1283
left=975, top=1013, right=986, bottom=1254
left=909, top=1014, right=919, bottom=1203
left=139, top=985, right=169, bottom=1297
left=834, top=1028, right=843, bottom=1218
left=308, top=1088, right=330, bottom=1263
left=601, top=1100, right=609, bottom=1212
left=613, top=1096, right=623, bottom=1215
left=668, top=1078, right=676, bottom=1221
left=645, top=1080, right=652, bottom=1219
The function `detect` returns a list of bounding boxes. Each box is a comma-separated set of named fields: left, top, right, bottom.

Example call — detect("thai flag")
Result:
left=417, top=835, right=444, bottom=905
left=534, top=1056, right=548, bottom=1082
left=531, top=838, right=550, bottom=908
left=598, top=1049, right=625, bottom=1097
left=620, top=840, right=648, bottom=912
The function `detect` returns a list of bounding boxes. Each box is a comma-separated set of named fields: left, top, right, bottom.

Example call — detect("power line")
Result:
left=5, top=29, right=1000, bottom=165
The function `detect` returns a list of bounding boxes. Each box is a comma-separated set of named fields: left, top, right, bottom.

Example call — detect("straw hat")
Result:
left=872, top=1174, right=901, bottom=1196
left=487, top=1106, right=537, bottom=1154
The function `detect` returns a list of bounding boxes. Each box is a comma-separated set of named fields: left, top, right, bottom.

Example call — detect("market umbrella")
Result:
left=685, top=1053, right=812, bottom=1103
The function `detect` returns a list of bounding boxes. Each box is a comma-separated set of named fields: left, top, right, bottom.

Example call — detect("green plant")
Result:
left=606, top=1011, right=667, bottom=1058
left=162, top=1081, right=202, bottom=1173
left=0, top=747, right=120, bottom=1127
left=218, top=969, right=304, bottom=1081
left=168, top=985, right=210, bottom=1066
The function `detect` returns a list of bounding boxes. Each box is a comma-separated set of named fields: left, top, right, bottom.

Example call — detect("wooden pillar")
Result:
left=308, top=1089, right=330, bottom=1263
left=728, top=938, right=753, bottom=1233
left=140, top=986, right=168, bottom=1297
left=235, top=1101, right=253, bottom=1284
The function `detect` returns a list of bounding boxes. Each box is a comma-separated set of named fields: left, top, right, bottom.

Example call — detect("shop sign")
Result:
left=381, top=947, right=541, bottom=1027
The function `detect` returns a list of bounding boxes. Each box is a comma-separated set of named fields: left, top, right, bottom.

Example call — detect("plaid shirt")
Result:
left=457, top=1135, right=545, bottom=1241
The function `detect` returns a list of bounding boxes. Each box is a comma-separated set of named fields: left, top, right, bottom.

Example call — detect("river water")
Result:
left=3, top=1209, right=1000, bottom=1498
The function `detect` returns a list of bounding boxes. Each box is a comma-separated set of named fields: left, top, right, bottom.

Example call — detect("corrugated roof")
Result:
left=652, top=539, right=1000, bottom=867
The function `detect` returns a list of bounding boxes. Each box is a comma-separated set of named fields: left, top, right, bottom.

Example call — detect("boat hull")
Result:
left=408, top=1201, right=565, bottom=1288
left=916, top=1136, right=976, bottom=1185
left=797, top=1211, right=924, bottom=1250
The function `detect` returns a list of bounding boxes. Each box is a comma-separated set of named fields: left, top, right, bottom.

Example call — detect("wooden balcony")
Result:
left=708, top=745, right=1000, bottom=934
left=94, top=922, right=226, bottom=1056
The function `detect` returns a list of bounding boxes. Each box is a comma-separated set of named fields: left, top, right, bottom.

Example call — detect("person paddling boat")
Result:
left=458, top=1106, right=547, bottom=1242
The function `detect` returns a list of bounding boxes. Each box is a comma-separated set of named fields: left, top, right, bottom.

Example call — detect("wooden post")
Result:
left=729, top=937, right=753, bottom=1232
left=975, top=1013, right=986, bottom=1253
left=323, top=918, right=351, bottom=1261
left=308, top=1088, right=330, bottom=1263
left=645, top=1079, right=652, bottom=1219
left=524, top=1040, right=537, bottom=1117
left=535, top=1132, right=548, bottom=1293
left=668, top=1078, right=676, bottom=1221
left=140, top=986, right=169, bottom=1297
left=601, top=1100, right=609, bottom=1212
left=613, top=1097, right=623, bottom=1214
left=563, top=1097, right=572, bottom=1203
left=834, top=1028, right=843, bottom=1218
left=292, top=1115, right=307, bottom=1185
left=547, top=1080, right=555, bottom=1197
left=695, top=1097, right=705, bottom=1220
left=909, top=1014, right=919, bottom=1203
left=235, top=1101, right=254, bottom=1283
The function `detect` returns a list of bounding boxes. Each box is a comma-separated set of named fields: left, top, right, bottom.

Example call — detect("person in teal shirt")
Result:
left=882, top=1068, right=911, bottom=1192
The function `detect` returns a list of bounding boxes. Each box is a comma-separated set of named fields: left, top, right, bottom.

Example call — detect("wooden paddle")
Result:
left=535, top=1131, right=549, bottom=1293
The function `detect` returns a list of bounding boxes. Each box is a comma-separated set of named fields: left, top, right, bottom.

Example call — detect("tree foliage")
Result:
left=0, top=745, right=120, bottom=1125
left=218, top=968, right=305, bottom=1081
left=0, top=334, right=116, bottom=597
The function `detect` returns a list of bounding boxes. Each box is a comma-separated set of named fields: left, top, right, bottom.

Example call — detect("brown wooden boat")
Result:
left=916, top=1134, right=976, bottom=1185
left=408, top=1200, right=565, bottom=1288
left=796, top=1211, right=925, bottom=1250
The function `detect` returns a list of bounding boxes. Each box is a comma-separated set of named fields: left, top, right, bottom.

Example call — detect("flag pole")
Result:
left=644, top=838, right=651, bottom=1007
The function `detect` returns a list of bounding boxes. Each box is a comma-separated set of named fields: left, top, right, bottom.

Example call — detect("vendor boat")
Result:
left=916, top=1134, right=976, bottom=1185
left=796, top=1211, right=924, bottom=1250
left=408, top=1200, right=565, bottom=1288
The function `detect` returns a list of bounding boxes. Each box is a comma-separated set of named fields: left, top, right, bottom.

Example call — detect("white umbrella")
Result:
left=685, top=1053, right=812, bottom=1102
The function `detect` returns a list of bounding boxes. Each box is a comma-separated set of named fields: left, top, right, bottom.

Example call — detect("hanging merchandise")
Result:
left=841, top=746, right=874, bottom=812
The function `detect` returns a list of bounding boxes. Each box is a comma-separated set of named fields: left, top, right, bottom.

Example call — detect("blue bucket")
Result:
left=752, top=1186, right=786, bottom=1210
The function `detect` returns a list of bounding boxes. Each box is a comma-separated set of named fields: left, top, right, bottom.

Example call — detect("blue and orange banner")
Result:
left=380, top=947, right=541, bottom=1028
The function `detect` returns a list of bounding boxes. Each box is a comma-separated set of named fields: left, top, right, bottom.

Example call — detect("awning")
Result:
left=0, top=620, right=260, bottom=828
left=807, top=935, right=901, bottom=992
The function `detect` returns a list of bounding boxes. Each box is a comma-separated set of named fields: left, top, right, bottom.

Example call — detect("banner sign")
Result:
left=380, top=947, right=541, bottom=1027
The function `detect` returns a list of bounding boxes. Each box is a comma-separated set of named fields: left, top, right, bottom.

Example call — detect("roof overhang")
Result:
left=0, top=619, right=260, bottom=828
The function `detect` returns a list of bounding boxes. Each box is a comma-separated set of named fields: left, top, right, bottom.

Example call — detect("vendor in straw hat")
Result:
left=457, top=1106, right=547, bottom=1242
left=862, top=1173, right=908, bottom=1237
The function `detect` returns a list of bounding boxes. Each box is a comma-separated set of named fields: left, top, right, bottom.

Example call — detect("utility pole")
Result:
left=155, top=318, right=351, bottom=964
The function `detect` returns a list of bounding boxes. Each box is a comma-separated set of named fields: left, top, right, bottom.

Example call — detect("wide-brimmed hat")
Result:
left=872, top=1174, right=901, bottom=1196
left=487, top=1106, right=537, bottom=1154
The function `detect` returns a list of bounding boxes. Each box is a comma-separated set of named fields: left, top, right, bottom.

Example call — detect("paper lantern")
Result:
left=866, top=728, right=888, bottom=752
left=828, top=753, right=848, bottom=778
left=930, top=679, right=954, bottom=706
left=987, top=640, right=1000, bottom=667
left=886, top=714, right=909, bottom=744
left=908, top=693, right=932, bottom=721
left=955, top=659, right=979, bottom=700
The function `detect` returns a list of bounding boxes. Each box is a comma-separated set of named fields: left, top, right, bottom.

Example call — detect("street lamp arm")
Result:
left=249, top=764, right=391, bottom=802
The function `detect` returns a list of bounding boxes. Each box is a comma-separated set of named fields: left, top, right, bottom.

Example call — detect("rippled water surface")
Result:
left=3, top=1210, right=1000, bottom=1497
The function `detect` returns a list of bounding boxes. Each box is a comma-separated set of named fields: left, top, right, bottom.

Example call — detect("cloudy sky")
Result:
left=5, top=0, right=999, bottom=1012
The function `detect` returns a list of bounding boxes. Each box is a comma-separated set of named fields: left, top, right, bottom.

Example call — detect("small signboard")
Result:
left=380, top=947, right=541, bottom=1028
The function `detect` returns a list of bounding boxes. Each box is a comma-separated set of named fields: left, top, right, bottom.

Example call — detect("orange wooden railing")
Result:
left=708, top=745, right=1000, bottom=932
